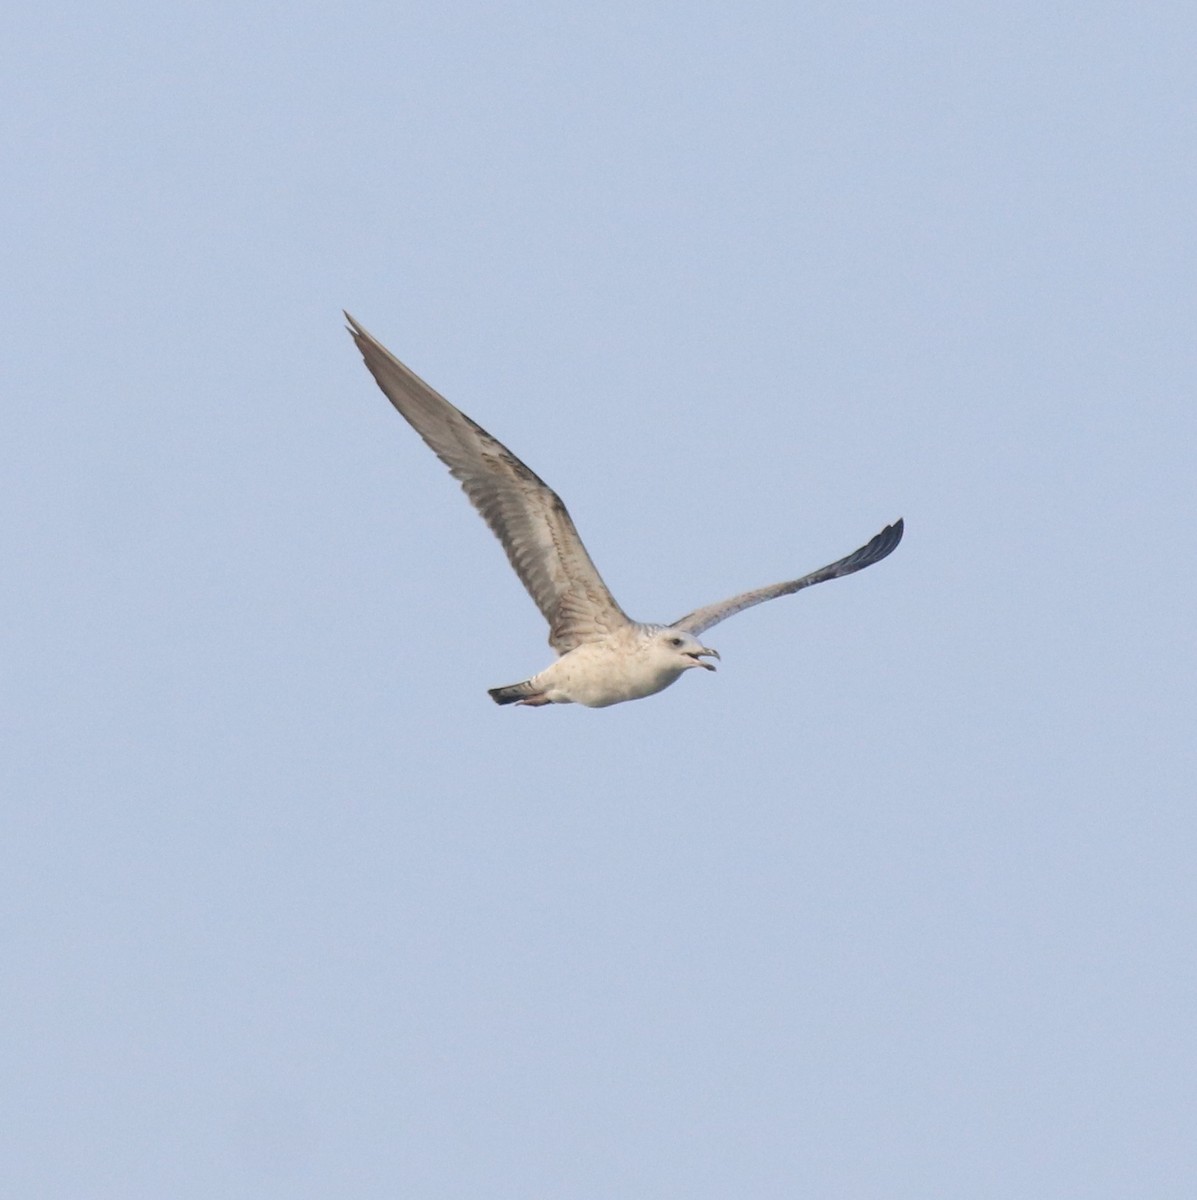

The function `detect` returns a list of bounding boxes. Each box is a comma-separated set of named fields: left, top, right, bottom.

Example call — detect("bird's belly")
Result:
left=545, top=654, right=684, bottom=708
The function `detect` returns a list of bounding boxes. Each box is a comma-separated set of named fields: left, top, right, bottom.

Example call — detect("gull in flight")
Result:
left=346, top=314, right=903, bottom=708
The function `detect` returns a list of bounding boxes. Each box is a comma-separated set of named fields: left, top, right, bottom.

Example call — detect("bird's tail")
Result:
left=487, top=679, right=546, bottom=706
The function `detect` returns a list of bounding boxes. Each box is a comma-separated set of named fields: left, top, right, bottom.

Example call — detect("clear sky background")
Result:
left=5, top=2, right=1195, bottom=1196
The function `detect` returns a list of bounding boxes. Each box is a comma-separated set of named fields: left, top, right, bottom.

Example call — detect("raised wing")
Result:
left=346, top=314, right=631, bottom=654
left=670, top=519, right=903, bottom=636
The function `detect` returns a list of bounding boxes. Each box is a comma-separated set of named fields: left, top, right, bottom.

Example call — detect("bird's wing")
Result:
left=670, top=519, right=903, bottom=636
left=346, top=314, right=631, bottom=654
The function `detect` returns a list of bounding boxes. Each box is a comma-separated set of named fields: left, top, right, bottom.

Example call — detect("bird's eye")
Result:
left=668, top=636, right=683, bottom=647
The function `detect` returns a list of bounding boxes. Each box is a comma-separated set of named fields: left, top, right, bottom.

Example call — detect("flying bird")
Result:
left=346, top=314, right=903, bottom=708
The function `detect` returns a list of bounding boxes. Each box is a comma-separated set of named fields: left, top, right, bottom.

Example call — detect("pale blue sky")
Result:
left=4, top=2, right=1196, bottom=1196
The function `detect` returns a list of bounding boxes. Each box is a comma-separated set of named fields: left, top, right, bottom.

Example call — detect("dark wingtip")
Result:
left=868, top=517, right=903, bottom=554
left=840, top=518, right=904, bottom=575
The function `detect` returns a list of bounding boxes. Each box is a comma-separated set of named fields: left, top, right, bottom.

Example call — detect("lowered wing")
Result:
left=670, top=519, right=903, bottom=637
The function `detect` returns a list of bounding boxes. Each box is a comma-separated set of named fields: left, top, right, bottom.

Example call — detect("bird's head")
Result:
left=652, top=628, right=720, bottom=674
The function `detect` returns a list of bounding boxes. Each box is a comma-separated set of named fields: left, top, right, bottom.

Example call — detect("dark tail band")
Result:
left=488, top=679, right=541, bottom=706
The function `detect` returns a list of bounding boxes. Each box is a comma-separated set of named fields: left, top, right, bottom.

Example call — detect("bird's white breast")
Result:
left=532, top=633, right=687, bottom=708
